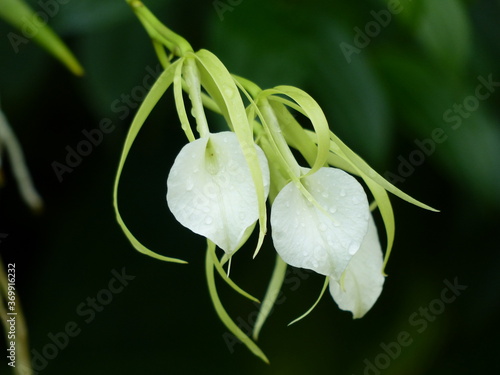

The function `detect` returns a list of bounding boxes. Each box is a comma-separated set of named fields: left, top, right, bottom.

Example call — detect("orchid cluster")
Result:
left=114, top=1, right=436, bottom=362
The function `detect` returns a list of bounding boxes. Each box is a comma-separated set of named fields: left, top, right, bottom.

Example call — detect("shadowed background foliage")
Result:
left=1, top=0, right=499, bottom=373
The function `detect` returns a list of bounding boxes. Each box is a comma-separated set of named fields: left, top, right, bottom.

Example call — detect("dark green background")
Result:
left=1, top=0, right=499, bottom=373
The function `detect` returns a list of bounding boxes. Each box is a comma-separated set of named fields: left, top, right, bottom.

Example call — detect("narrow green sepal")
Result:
left=288, top=277, right=329, bottom=326
left=205, top=243, right=269, bottom=364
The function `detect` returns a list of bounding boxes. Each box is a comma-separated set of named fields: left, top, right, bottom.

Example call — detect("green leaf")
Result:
left=311, top=21, right=392, bottom=167
left=0, top=0, right=83, bottom=75
left=414, top=0, right=471, bottom=74
left=113, top=59, right=188, bottom=264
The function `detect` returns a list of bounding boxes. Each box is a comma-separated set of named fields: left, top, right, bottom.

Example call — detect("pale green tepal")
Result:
left=114, top=0, right=438, bottom=364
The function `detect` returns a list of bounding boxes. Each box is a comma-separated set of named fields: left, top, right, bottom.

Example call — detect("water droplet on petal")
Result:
left=322, top=192, right=329, bottom=198
left=348, top=242, right=358, bottom=255
left=340, top=189, right=346, bottom=197
left=205, top=216, right=213, bottom=225
left=319, top=224, right=327, bottom=232
left=329, top=207, right=337, bottom=214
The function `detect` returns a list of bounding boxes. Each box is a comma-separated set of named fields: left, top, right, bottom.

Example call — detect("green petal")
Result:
left=194, top=49, right=269, bottom=257
left=205, top=242, right=269, bottom=364
left=253, top=255, right=287, bottom=340
left=288, top=277, right=329, bottom=326
left=172, top=58, right=195, bottom=142
left=362, top=180, right=395, bottom=273
left=265, top=86, right=330, bottom=176
left=113, top=59, right=187, bottom=264
left=328, top=130, right=438, bottom=212
left=208, top=242, right=260, bottom=303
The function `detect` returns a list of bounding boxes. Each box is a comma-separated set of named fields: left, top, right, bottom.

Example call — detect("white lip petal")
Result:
left=270, top=167, right=370, bottom=279
left=329, top=214, right=385, bottom=318
left=167, top=131, right=269, bottom=254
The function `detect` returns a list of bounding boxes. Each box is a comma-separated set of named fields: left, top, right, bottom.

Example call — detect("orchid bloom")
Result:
left=114, top=0, right=438, bottom=363
left=270, top=166, right=384, bottom=319
left=167, top=131, right=270, bottom=256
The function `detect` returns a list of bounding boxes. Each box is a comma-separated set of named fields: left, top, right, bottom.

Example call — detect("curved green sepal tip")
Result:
left=208, top=241, right=260, bottom=303
left=205, top=245, right=270, bottom=364
left=288, top=276, right=329, bottom=326
left=253, top=255, right=287, bottom=340
left=113, top=59, right=187, bottom=264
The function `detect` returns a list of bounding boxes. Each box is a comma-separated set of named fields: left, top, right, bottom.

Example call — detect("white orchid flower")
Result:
left=167, top=131, right=270, bottom=255
left=329, top=214, right=385, bottom=318
left=114, top=1, right=439, bottom=363
left=271, top=167, right=370, bottom=280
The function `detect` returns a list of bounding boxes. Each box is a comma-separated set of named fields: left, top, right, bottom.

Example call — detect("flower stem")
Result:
left=126, top=0, right=193, bottom=57
left=183, top=57, right=210, bottom=138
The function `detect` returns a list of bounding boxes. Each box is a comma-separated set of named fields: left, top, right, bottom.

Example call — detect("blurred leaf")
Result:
left=310, top=21, right=392, bottom=167
left=377, top=52, right=500, bottom=207
left=50, top=0, right=134, bottom=34
left=414, top=0, right=472, bottom=75
left=207, top=0, right=313, bottom=88
left=0, top=21, right=50, bottom=106
left=0, top=0, right=83, bottom=75
left=77, top=21, right=158, bottom=117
